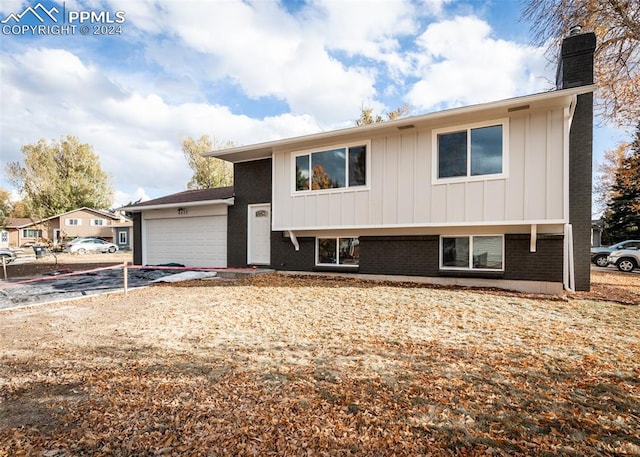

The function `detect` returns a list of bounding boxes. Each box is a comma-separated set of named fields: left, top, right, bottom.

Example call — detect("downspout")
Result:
left=288, top=230, right=299, bottom=251
left=562, top=97, right=577, bottom=293
left=564, top=223, right=575, bottom=292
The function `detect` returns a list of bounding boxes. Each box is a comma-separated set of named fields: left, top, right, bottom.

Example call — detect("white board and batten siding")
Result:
left=142, top=204, right=227, bottom=267
left=272, top=104, right=569, bottom=232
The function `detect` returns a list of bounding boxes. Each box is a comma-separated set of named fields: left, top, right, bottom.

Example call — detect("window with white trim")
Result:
left=316, top=237, right=359, bottom=266
left=295, top=143, right=367, bottom=192
left=91, top=218, right=106, bottom=226
left=22, top=229, right=42, bottom=238
left=440, top=235, right=504, bottom=271
left=118, top=231, right=127, bottom=245
left=66, top=218, right=81, bottom=226
left=433, top=119, right=508, bottom=181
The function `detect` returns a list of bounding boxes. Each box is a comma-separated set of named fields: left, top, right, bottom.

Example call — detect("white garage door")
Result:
left=145, top=215, right=227, bottom=267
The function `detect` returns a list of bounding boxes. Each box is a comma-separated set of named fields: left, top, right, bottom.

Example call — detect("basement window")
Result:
left=440, top=235, right=504, bottom=271
left=316, top=237, right=360, bottom=267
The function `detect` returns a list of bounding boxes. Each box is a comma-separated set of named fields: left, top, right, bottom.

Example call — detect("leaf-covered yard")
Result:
left=1, top=274, right=638, bottom=456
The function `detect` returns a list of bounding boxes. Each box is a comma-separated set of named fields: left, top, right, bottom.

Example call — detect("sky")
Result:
left=0, top=0, right=629, bottom=210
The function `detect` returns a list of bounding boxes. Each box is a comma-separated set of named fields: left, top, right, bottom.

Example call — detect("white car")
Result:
left=66, top=238, right=118, bottom=254
left=607, top=248, right=640, bottom=272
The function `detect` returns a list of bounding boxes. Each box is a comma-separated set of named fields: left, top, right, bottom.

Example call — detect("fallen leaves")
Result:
left=0, top=274, right=639, bottom=456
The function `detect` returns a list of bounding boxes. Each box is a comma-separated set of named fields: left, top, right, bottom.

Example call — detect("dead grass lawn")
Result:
left=0, top=274, right=638, bottom=456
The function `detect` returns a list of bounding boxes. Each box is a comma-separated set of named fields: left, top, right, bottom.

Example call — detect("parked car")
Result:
left=591, top=240, right=640, bottom=267
left=0, top=247, right=17, bottom=264
left=66, top=238, right=118, bottom=254
left=607, top=248, right=640, bottom=273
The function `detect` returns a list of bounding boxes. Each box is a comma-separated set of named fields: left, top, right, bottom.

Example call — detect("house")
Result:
left=127, top=31, right=596, bottom=293
left=4, top=207, right=133, bottom=250
left=125, top=187, right=234, bottom=267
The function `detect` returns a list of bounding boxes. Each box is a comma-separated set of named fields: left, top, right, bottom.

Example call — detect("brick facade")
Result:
left=559, top=32, right=596, bottom=291
left=227, top=159, right=272, bottom=267
left=267, top=234, right=562, bottom=284
left=358, top=236, right=439, bottom=276
left=504, top=235, right=564, bottom=283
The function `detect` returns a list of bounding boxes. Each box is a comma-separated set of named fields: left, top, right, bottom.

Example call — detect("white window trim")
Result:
left=66, top=218, right=82, bottom=226
left=315, top=237, right=360, bottom=267
left=118, top=231, right=128, bottom=245
left=292, top=140, right=371, bottom=195
left=439, top=234, right=505, bottom=272
left=22, top=229, right=43, bottom=238
left=91, top=218, right=107, bottom=226
left=432, top=118, right=509, bottom=185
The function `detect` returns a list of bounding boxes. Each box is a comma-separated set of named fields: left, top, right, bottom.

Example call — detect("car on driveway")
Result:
left=0, top=247, right=16, bottom=264
left=66, top=238, right=118, bottom=254
left=591, top=240, right=640, bottom=267
left=607, top=248, right=640, bottom=272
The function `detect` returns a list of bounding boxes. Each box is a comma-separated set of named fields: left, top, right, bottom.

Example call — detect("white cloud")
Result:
left=114, top=187, right=150, bottom=208
left=0, top=46, right=324, bottom=206
left=0, top=0, right=26, bottom=15
left=0, top=0, right=579, bottom=210
left=406, top=16, right=552, bottom=110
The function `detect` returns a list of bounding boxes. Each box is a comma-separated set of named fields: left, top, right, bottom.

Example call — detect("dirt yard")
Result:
left=0, top=270, right=638, bottom=456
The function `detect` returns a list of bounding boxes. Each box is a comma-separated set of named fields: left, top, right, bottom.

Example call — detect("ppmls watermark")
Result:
left=1, top=2, right=126, bottom=36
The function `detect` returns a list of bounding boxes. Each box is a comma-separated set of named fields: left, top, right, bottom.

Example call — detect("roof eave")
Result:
left=205, top=85, right=596, bottom=163
left=120, top=197, right=235, bottom=212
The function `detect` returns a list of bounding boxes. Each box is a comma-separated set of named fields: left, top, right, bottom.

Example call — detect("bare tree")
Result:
left=356, top=104, right=410, bottom=126
left=523, top=0, right=640, bottom=127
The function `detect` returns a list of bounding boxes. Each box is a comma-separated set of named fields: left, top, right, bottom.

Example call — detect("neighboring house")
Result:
left=123, top=187, right=234, bottom=267
left=591, top=219, right=603, bottom=247
left=127, top=31, right=596, bottom=294
left=4, top=207, right=133, bottom=250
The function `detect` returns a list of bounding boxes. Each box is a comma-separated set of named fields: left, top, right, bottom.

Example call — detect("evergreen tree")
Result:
left=602, top=123, right=640, bottom=244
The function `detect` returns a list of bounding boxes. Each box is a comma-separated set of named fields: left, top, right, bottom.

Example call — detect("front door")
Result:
left=248, top=204, right=271, bottom=265
left=53, top=229, right=61, bottom=247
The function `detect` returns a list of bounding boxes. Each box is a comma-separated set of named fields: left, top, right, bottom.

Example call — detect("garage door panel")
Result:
left=145, top=215, right=227, bottom=267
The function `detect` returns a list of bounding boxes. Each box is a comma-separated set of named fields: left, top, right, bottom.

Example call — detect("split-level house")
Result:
left=128, top=31, right=595, bottom=294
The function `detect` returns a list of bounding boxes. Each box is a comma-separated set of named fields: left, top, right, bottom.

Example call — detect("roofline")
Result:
left=5, top=207, right=124, bottom=228
left=121, top=197, right=235, bottom=212
left=205, top=85, right=596, bottom=163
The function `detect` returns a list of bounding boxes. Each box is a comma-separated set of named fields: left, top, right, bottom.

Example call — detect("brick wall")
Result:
left=132, top=212, right=142, bottom=265
left=227, top=159, right=272, bottom=267
left=569, top=93, right=594, bottom=291
left=269, top=233, right=563, bottom=284
left=359, top=236, right=439, bottom=276
left=271, top=234, right=315, bottom=271
left=558, top=32, right=596, bottom=291
left=504, top=234, right=564, bottom=283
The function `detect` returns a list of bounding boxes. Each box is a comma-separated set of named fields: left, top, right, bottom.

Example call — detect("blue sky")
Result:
left=0, top=0, right=628, bottom=209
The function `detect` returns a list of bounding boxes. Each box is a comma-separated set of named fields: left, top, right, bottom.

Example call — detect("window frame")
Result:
left=91, top=218, right=106, bottom=226
left=432, top=118, right=509, bottom=184
left=66, top=218, right=82, bottom=226
left=118, top=231, right=128, bottom=245
left=315, top=237, right=360, bottom=267
left=292, top=140, right=371, bottom=194
left=22, top=229, right=43, bottom=238
left=439, top=234, right=505, bottom=272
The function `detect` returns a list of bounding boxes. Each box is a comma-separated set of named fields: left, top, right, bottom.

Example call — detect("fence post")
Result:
left=2, top=255, right=6, bottom=281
